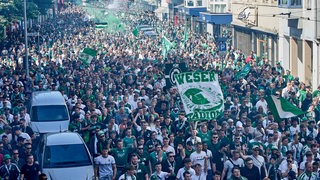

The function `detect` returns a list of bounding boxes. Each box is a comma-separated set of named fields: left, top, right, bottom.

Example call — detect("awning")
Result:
left=174, top=4, right=184, bottom=8
left=232, top=22, right=278, bottom=36
left=184, top=6, right=206, bottom=16
left=199, top=12, right=232, bottom=24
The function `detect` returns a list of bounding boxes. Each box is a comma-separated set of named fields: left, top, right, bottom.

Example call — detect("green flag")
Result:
left=265, top=95, right=306, bottom=122
left=132, top=29, right=139, bottom=37
left=79, top=48, right=97, bottom=65
left=234, top=63, right=251, bottom=80
left=162, top=36, right=174, bottom=60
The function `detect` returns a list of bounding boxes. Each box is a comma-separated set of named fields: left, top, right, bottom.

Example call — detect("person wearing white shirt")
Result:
left=18, top=108, right=31, bottom=126
left=94, top=148, right=116, bottom=180
left=186, top=130, right=201, bottom=147
left=190, top=143, right=208, bottom=173
left=150, top=162, right=171, bottom=180
left=118, top=165, right=136, bottom=180
left=255, top=96, right=268, bottom=115
left=278, top=158, right=298, bottom=180
left=177, top=158, right=196, bottom=180
left=221, top=150, right=244, bottom=180
left=288, top=134, right=303, bottom=163
left=191, top=164, right=207, bottom=180
left=299, top=151, right=314, bottom=175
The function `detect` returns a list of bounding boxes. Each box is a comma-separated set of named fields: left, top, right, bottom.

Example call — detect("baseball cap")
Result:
left=3, top=154, right=11, bottom=161
left=97, top=131, right=105, bottom=136
left=252, top=145, right=259, bottom=149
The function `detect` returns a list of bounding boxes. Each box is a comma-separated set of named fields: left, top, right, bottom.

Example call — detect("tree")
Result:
left=33, top=0, right=53, bottom=15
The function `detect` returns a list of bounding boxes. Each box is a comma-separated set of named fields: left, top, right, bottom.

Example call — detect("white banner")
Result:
left=174, top=71, right=224, bottom=121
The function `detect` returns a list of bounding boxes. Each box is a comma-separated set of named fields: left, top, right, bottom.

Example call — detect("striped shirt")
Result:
left=298, top=172, right=317, bottom=180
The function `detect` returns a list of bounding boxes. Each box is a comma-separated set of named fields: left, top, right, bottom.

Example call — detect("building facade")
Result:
left=278, top=0, right=320, bottom=89
left=199, top=0, right=232, bottom=37
left=231, top=0, right=279, bottom=63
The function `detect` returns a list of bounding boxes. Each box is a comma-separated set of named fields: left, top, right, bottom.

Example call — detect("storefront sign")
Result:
left=236, top=6, right=257, bottom=26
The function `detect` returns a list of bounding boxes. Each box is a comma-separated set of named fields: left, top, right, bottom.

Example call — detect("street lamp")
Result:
left=24, top=0, right=29, bottom=80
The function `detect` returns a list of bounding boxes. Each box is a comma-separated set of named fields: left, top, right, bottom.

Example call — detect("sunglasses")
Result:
left=212, top=137, right=218, bottom=139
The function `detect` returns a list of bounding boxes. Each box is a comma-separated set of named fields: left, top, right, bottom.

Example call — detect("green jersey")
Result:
left=150, top=152, right=166, bottom=172
left=197, top=131, right=212, bottom=144
left=123, top=137, right=135, bottom=148
left=111, top=148, right=129, bottom=167
left=132, top=163, right=148, bottom=179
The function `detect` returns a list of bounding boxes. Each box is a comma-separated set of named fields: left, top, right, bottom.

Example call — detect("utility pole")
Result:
left=24, top=0, right=29, bottom=80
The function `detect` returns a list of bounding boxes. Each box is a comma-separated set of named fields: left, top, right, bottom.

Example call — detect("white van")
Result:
left=37, top=132, right=94, bottom=180
left=30, top=91, right=70, bottom=133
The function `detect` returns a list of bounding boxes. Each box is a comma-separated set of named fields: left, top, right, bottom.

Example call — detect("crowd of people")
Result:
left=0, top=0, right=320, bottom=180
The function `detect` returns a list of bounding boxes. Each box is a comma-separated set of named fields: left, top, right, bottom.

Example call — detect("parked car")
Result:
left=36, top=132, right=94, bottom=180
left=143, top=31, right=157, bottom=39
left=30, top=91, right=70, bottom=134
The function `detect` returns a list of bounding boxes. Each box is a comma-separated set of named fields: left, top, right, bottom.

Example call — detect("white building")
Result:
left=230, top=0, right=279, bottom=61
left=278, top=0, right=320, bottom=89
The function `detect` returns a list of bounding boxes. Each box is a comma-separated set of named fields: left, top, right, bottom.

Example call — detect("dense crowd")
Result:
left=0, top=1, right=320, bottom=180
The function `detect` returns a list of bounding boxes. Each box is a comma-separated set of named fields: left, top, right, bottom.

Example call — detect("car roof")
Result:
left=32, top=91, right=66, bottom=106
left=44, top=132, right=84, bottom=146
left=140, top=27, right=154, bottom=31
left=137, top=25, right=150, bottom=29
left=144, top=31, right=157, bottom=36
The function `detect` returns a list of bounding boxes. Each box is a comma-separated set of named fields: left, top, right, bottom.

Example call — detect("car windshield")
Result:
left=32, top=105, right=69, bottom=121
left=43, top=144, right=92, bottom=168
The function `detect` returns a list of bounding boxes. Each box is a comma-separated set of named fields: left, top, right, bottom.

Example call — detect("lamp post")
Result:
left=24, top=0, right=29, bottom=80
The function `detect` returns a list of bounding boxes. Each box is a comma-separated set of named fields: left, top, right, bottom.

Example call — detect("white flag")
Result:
left=174, top=71, right=224, bottom=121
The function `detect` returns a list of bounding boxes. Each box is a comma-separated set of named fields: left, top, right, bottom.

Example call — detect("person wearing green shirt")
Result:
left=122, top=128, right=136, bottom=148
left=173, top=129, right=186, bottom=148
left=129, top=154, right=149, bottom=180
left=149, top=144, right=167, bottom=173
left=197, top=124, right=212, bottom=144
left=111, top=139, right=131, bottom=178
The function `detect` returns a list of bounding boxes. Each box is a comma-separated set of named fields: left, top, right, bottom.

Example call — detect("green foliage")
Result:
left=33, top=0, right=53, bottom=15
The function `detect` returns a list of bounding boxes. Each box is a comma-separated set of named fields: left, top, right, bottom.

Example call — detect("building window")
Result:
left=278, top=0, right=301, bottom=7
left=290, top=0, right=301, bottom=6
left=279, top=0, right=287, bottom=5
left=210, top=4, right=226, bottom=13
left=187, top=0, right=194, bottom=6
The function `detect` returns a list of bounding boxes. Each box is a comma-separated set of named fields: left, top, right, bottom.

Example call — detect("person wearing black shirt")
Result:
left=162, top=152, right=177, bottom=180
left=212, top=142, right=229, bottom=175
left=171, top=111, right=189, bottom=134
left=240, top=158, right=260, bottom=180
left=266, top=156, right=280, bottom=180
left=20, top=155, right=41, bottom=180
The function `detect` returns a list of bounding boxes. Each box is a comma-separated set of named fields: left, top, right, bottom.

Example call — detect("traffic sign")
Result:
left=218, top=42, right=227, bottom=52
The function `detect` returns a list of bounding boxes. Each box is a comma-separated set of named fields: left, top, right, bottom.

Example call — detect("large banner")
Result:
left=164, top=63, right=187, bottom=88
left=174, top=71, right=224, bottom=121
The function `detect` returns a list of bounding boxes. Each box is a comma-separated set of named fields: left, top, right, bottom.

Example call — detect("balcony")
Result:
left=278, top=0, right=302, bottom=8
